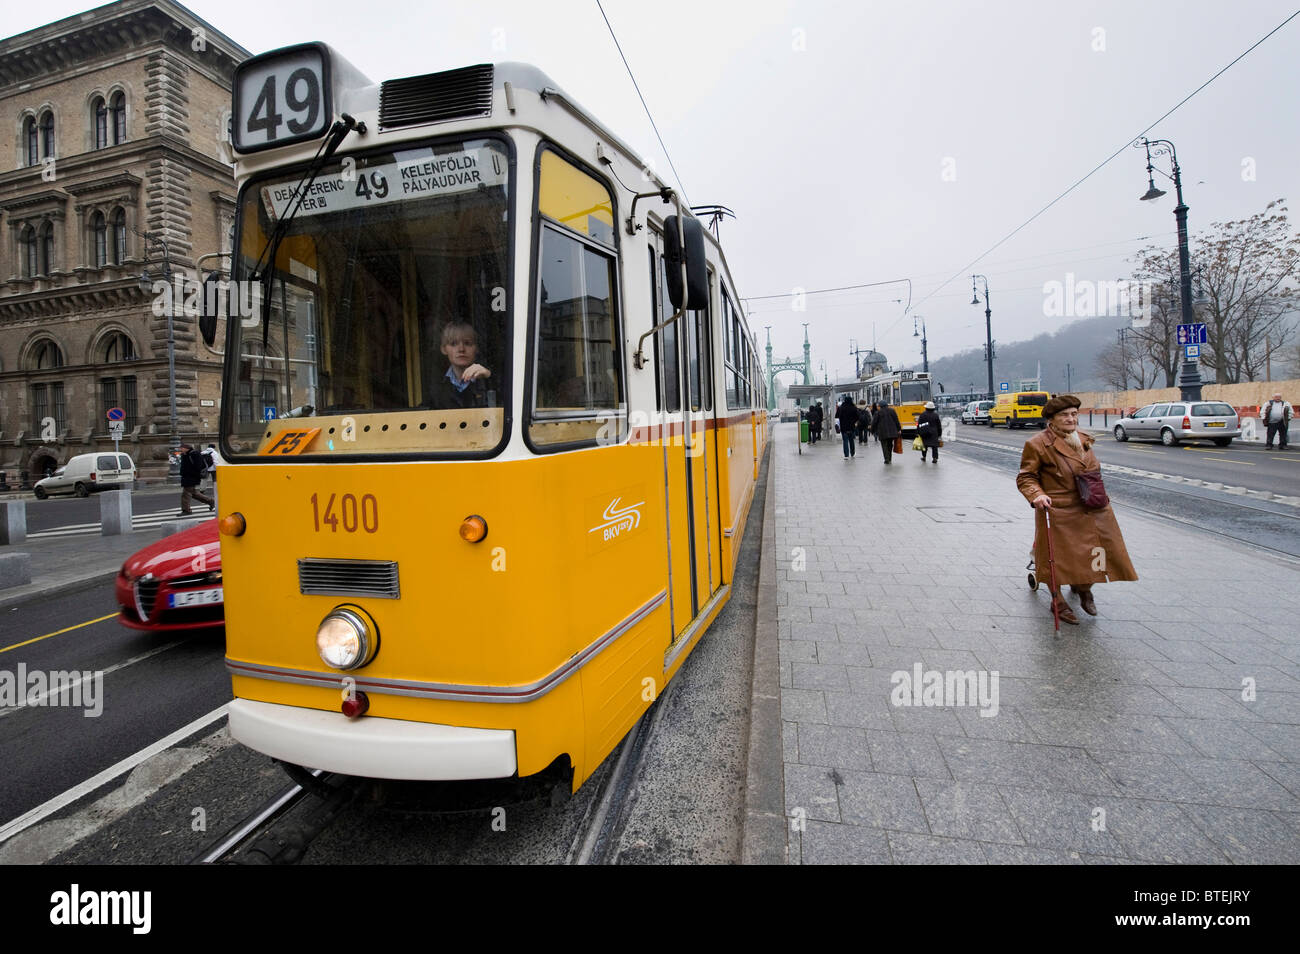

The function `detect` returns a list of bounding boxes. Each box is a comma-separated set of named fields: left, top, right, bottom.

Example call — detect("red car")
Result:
left=116, top=519, right=224, bottom=631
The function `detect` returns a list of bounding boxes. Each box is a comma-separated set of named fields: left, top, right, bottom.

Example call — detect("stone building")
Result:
left=0, top=0, right=248, bottom=484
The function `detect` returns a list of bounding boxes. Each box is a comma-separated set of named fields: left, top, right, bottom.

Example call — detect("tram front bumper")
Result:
left=229, top=698, right=518, bottom=780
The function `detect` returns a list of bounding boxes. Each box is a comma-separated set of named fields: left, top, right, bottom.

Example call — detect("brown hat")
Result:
left=1042, top=393, right=1081, bottom=419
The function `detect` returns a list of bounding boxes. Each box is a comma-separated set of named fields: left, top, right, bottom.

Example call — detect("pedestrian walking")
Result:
left=1263, top=392, right=1292, bottom=450
left=873, top=401, right=901, bottom=464
left=178, top=442, right=214, bottom=515
left=916, top=401, right=942, bottom=462
left=868, top=402, right=880, bottom=442
left=856, top=401, right=870, bottom=443
left=204, top=442, right=221, bottom=507
left=836, top=395, right=859, bottom=459
left=809, top=400, right=824, bottom=444
left=1016, top=394, right=1137, bottom=625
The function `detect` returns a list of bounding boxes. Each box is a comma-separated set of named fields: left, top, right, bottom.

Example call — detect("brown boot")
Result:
left=1051, top=592, right=1079, bottom=625
left=1071, top=586, right=1097, bottom=616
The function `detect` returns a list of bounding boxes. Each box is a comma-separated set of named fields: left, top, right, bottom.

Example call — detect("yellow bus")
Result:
left=861, top=370, right=933, bottom=433
left=204, top=44, right=767, bottom=794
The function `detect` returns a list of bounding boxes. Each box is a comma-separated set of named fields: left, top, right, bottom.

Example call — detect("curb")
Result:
left=741, top=444, right=786, bottom=864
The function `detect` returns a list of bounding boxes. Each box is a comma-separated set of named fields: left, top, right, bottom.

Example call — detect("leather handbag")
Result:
left=894, top=436, right=904, bottom=455
left=1060, top=452, right=1109, bottom=509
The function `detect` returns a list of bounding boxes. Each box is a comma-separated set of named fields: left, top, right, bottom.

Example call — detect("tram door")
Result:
left=656, top=250, right=718, bottom=640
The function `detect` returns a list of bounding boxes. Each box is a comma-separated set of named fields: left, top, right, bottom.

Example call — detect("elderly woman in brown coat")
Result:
left=1016, top=394, right=1137, bottom=624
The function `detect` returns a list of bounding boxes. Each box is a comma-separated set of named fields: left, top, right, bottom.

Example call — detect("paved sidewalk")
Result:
left=771, top=426, right=1300, bottom=864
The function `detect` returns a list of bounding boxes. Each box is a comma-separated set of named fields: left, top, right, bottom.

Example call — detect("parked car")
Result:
left=1112, top=401, right=1240, bottom=446
left=115, top=519, right=223, bottom=632
left=33, top=452, right=136, bottom=499
left=961, top=400, right=995, bottom=425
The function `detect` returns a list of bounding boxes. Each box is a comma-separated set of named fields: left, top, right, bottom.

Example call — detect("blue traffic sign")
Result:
left=1185, top=344, right=1200, bottom=359
left=106, top=407, right=125, bottom=421
left=263, top=406, right=277, bottom=422
left=999, top=382, right=1010, bottom=392
left=1177, top=323, right=1207, bottom=345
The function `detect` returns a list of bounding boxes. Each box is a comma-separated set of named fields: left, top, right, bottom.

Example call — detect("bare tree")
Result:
left=1127, top=200, right=1299, bottom=384
left=1094, top=340, right=1161, bottom=391
left=1195, top=200, right=1298, bottom=383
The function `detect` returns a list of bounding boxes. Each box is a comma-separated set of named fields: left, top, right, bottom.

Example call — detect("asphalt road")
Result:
left=949, top=418, right=1299, bottom=497
left=14, top=486, right=204, bottom=534
left=0, top=581, right=229, bottom=825
left=943, top=426, right=1300, bottom=559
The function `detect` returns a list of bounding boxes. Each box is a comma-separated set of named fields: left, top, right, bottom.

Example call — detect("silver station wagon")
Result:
left=1113, top=401, right=1240, bottom=446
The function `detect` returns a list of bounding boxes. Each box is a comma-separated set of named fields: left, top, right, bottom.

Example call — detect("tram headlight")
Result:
left=315, top=606, right=378, bottom=671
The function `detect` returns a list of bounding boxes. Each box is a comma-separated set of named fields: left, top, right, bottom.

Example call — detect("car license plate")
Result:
left=1206, top=422, right=1225, bottom=427
left=169, top=587, right=222, bottom=608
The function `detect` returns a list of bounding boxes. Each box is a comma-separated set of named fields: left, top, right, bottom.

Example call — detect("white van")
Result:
left=33, top=452, right=137, bottom=499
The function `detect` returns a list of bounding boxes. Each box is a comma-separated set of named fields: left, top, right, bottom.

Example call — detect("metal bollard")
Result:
left=100, top=489, right=133, bottom=536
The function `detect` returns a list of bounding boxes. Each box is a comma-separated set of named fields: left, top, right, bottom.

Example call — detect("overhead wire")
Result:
left=595, top=0, right=690, bottom=207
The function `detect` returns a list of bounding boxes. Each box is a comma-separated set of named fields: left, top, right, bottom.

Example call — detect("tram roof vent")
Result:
left=379, top=64, right=495, bottom=131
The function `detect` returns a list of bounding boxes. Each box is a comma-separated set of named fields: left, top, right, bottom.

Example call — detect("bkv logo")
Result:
left=151, top=274, right=257, bottom=319
left=588, top=497, right=644, bottom=542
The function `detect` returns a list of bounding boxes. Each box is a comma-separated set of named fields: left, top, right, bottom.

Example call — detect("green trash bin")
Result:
left=800, top=419, right=809, bottom=443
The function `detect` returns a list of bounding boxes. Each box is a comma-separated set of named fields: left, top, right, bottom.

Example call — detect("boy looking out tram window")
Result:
left=432, top=320, right=492, bottom=410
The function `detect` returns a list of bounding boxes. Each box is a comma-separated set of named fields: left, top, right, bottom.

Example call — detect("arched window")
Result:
left=23, top=116, right=38, bottom=165
left=39, top=111, right=54, bottom=159
left=31, top=339, right=65, bottom=370
left=110, top=92, right=126, bottom=144
left=39, top=222, right=55, bottom=275
left=92, top=211, right=107, bottom=267
left=103, top=332, right=136, bottom=363
left=94, top=97, right=108, bottom=149
left=112, top=208, right=126, bottom=264
left=20, top=225, right=37, bottom=278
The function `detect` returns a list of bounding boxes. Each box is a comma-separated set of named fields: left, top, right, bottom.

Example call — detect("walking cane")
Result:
left=1043, top=508, right=1060, bottom=632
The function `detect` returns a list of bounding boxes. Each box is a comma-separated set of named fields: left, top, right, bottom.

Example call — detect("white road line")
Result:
left=0, top=703, right=230, bottom=845
left=0, top=640, right=183, bottom=720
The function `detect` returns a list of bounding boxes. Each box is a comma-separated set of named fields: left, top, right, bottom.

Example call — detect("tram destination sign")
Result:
left=260, top=145, right=507, bottom=222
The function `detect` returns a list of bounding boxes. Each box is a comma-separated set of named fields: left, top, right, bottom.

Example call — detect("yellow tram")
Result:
left=861, top=369, right=933, bottom=433
left=206, top=44, right=767, bottom=792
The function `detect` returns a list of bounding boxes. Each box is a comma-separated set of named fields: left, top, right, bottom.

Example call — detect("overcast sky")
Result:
left=8, top=0, right=1298, bottom=388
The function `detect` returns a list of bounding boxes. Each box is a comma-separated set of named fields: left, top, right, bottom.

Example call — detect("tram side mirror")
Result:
left=664, top=215, right=708, bottom=311
left=199, top=271, right=222, bottom=347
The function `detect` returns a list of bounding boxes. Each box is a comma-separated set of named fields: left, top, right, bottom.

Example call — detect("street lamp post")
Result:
left=912, top=315, right=929, bottom=373
left=136, top=230, right=179, bottom=481
left=1136, top=137, right=1202, bottom=401
left=971, top=275, right=993, bottom=398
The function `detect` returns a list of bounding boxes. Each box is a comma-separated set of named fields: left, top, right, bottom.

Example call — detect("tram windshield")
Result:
left=899, top=380, right=931, bottom=404
left=223, top=136, right=511, bottom=457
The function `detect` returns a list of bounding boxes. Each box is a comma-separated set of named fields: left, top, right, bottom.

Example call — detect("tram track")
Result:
left=191, top=767, right=357, bottom=864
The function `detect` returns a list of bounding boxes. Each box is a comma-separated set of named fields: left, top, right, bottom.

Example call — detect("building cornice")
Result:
left=61, top=171, right=145, bottom=199
left=0, top=135, right=232, bottom=199
left=0, top=0, right=250, bottom=90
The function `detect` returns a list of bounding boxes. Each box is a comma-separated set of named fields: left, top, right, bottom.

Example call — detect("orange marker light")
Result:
left=219, top=513, right=247, bottom=537
left=459, top=515, right=488, bottom=543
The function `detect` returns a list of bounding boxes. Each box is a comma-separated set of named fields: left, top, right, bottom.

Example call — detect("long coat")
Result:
left=873, top=405, right=901, bottom=441
left=1016, top=429, right=1138, bottom=586
left=916, top=409, right=942, bottom=448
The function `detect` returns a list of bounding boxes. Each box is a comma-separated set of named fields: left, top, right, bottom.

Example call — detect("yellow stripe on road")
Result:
left=0, top=613, right=118, bottom=654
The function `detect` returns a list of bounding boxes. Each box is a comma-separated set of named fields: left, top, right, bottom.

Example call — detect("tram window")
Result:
left=650, top=248, right=663, bottom=412
left=687, top=308, right=701, bottom=412
left=659, top=255, right=681, bottom=413
left=530, top=225, right=623, bottom=444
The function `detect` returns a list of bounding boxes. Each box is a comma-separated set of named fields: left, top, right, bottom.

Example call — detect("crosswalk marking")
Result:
left=27, top=512, right=210, bottom=539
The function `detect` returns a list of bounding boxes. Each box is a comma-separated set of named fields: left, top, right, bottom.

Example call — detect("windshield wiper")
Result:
left=252, top=113, right=366, bottom=347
